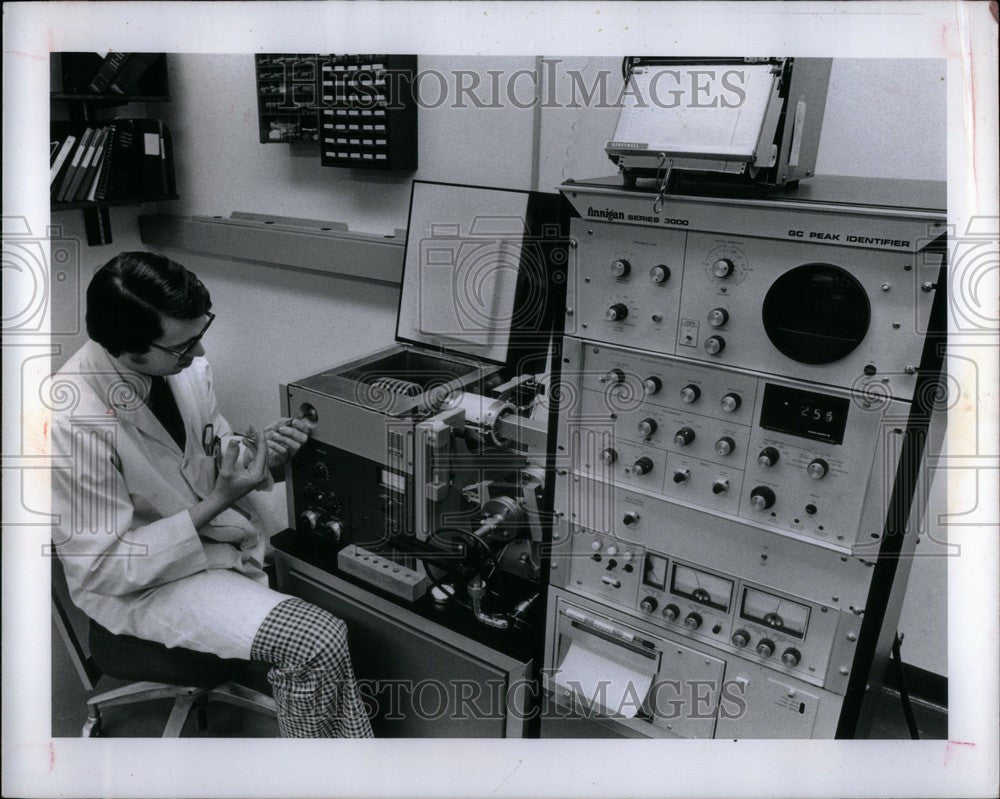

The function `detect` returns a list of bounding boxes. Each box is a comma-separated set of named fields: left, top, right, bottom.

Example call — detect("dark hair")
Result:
left=86, top=252, right=212, bottom=356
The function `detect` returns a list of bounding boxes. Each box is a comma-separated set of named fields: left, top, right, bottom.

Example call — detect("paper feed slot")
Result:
left=553, top=608, right=660, bottom=719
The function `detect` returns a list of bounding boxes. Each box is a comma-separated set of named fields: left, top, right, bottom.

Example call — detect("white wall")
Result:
left=100, top=54, right=946, bottom=677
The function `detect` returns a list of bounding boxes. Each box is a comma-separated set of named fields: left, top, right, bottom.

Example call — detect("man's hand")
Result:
left=262, top=417, right=311, bottom=470
left=212, top=424, right=270, bottom=504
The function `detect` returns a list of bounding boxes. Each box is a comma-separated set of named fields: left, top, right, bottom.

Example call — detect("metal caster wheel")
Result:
left=82, top=713, right=102, bottom=737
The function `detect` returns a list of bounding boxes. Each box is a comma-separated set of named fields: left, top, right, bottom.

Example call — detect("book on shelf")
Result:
left=51, top=119, right=175, bottom=205
left=54, top=127, right=94, bottom=202
left=87, top=52, right=129, bottom=94
left=108, top=53, right=159, bottom=95
left=50, top=134, right=77, bottom=189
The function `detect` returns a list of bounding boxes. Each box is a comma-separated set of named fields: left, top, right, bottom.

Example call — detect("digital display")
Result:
left=759, top=383, right=849, bottom=445
left=643, top=553, right=668, bottom=590
left=739, top=587, right=810, bottom=639
left=669, top=564, right=733, bottom=611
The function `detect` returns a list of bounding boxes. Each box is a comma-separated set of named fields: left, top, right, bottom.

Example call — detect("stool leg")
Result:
left=81, top=707, right=102, bottom=738
left=194, top=695, right=209, bottom=732
left=162, top=692, right=200, bottom=737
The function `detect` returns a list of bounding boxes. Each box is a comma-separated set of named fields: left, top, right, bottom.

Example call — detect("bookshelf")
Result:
left=50, top=53, right=178, bottom=246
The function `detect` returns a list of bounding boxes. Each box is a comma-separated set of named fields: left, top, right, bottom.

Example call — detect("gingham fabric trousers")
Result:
left=250, top=597, right=374, bottom=737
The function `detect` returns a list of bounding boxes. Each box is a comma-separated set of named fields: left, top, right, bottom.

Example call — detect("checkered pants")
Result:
left=250, top=598, right=373, bottom=738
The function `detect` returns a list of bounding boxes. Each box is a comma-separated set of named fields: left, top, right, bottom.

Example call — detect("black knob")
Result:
left=298, top=509, right=319, bottom=532
left=673, top=469, right=690, bottom=484
left=807, top=458, right=829, bottom=480
left=633, top=457, right=654, bottom=476
left=319, top=519, right=343, bottom=541
left=757, top=447, right=780, bottom=467
left=623, top=512, right=640, bottom=526
left=715, top=436, right=736, bottom=456
left=756, top=638, right=776, bottom=658
left=721, top=393, right=741, bottom=412
left=704, top=335, right=726, bottom=356
left=312, top=461, right=329, bottom=479
left=673, top=427, right=695, bottom=446
left=684, top=612, right=703, bottom=630
left=680, top=384, right=701, bottom=403
left=712, top=258, right=735, bottom=278
left=642, top=376, right=662, bottom=395
left=650, top=265, right=670, bottom=284
left=731, top=629, right=751, bottom=648
left=299, top=403, right=318, bottom=423
left=708, top=307, right=729, bottom=328
left=637, top=418, right=658, bottom=438
left=662, top=604, right=680, bottom=621
left=640, top=596, right=658, bottom=614
left=605, top=303, right=629, bottom=322
left=611, top=259, right=631, bottom=278
left=712, top=479, right=729, bottom=494
left=782, top=647, right=802, bottom=667
left=600, top=448, right=618, bottom=465
left=602, top=368, right=625, bottom=384
left=750, top=486, right=776, bottom=511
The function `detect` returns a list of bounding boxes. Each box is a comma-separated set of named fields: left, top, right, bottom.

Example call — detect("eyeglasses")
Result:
left=148, top=312, right=215, bottom=362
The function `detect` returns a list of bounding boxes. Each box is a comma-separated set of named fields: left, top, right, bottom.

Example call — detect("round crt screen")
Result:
left=762, top=263, right=871, bottom=365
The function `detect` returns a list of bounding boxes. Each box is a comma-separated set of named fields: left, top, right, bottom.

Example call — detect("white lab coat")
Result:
left=51, top=340, right=289, bottom=658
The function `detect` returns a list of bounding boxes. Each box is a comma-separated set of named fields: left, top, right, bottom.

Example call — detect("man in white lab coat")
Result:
left=51, top=251, right=372, bottom=737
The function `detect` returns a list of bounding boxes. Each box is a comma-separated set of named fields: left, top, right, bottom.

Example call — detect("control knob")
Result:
left=782, top=648, right=802, bottom=668
left=707, top=308, right=729, bottom=328
left=715, top=436, right=736, bottom=456
left=731, top=629, right=751, bottom=648
left=720, top=393, right=741, bottom=413
left=605, top=303, right=629, bottom=322
left=319, top=519, right=343, bottom=541
left=611, top=259, right=631, bottom=278
left=673, top=469, right=690, bottom=484
left=633, top=457, right=654, bottom=476
left=684, top=612, right=703, bottom=631
left=711, top=258, right=735, bottom=278
left=756, top=638, right=776, bottom=658
left=642, top=376, right=662, bottom=395
left=750, top=486, right=776, bottom=511
left=637, top=418, right=658, bottom=438
left=704, top=335, right=726, bottom=356
left=623, top=512, right=640, bottom=526
left=650, top=265, right=671, bottom=284
left=298, top=509, right=320, bottom=532
left=712, top=479, right=729, bottom=495
left=602, top=368, right=625, bottom=384
left=807, top=458, right=829, bottom=480
left=600, top=448, right=618, bottom=465
left=590, top=539, right=602, bottom=551
left=640, top=596, right=658, bottom=614
left=680, top=384, right=701, bottom=403
left=758, top=447, right=780, bottom=467
left=673, top=427, right=695, bottom=447
left=312, top=461, right=329, bottom=480
left=662, top=604, right=680, bottom=621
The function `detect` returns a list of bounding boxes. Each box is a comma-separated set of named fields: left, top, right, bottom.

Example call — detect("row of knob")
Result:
left=600, top=370, right=742, bottom=412
left=606, top=257, right=736, bottom=282
left=298, top=509, right=344, bottom=541
left=731, top=629, right=801, bottom=667
left=601, top=446, right=829, bottom=481
left=605, top=304, right=728, bottom=356
left=638, top=595, right=801, bottom=666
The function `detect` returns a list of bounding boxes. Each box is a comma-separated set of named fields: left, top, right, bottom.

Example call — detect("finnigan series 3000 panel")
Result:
left=542, top=175, right=946, bottom=739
